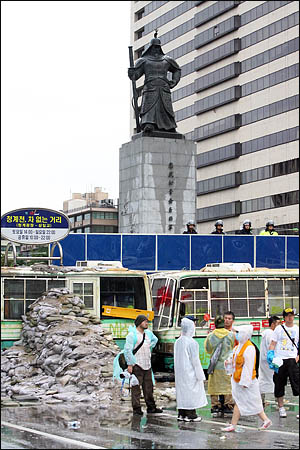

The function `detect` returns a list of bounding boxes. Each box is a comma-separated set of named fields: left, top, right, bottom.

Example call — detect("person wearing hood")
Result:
left=183, top=220, right=198, bottom=234
left=204, top=316, right=235, bottom=416
left=128, top=32, right=181, bottom=133
left=122, top=314, right=162, bottom=416
left=223, top=325, right=272, bottom=431
left=174, top=316, right=207, bottom=422
left=258, top=315, right=280, bottom=407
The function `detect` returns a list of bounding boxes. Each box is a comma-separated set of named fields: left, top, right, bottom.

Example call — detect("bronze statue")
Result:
left=128, top=32, right=181, bottom=134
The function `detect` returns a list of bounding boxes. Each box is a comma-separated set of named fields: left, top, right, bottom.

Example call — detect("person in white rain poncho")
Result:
left=258, top=316, right=280, bottom=406
left=223, top=325, right=272, bottom=432
left=174, top=316, right=207, bottom=422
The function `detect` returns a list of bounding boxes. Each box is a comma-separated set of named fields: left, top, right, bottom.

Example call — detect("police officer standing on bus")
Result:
left=183, top=220, right=198, bottom=234
left=238, top=220, right=252, bottom=235
left=259, top=220, right=278, bottom=236
left=211, top=220, right=225, bottom=235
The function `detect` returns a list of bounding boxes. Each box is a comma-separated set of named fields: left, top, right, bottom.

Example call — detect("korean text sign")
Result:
left=1, top=208, right=70, bottom=244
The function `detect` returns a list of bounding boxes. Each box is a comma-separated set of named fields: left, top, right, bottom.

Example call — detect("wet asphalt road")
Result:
left=1, top=384, right=299, bottom=449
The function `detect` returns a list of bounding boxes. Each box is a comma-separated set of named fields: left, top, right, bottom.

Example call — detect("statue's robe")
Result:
left=133, top=55, right=181, bottom=131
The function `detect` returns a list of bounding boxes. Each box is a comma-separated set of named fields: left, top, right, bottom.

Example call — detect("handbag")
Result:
left=207, top=340, right=223, bottom=375
left=118, top=332, right=146, bottom=371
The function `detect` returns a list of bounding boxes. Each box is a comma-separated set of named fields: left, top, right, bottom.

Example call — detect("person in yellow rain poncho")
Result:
left=204, top=316, right=235, bottom=416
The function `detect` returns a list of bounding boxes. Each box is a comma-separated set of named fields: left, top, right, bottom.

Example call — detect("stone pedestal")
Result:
left=119, top=136, right=196, bottom=234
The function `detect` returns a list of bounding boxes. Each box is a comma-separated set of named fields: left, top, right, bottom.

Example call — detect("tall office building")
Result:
left=130, top=1, right=299, bottom=234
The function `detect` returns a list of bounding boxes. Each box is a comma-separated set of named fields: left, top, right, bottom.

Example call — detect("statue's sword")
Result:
left=128, top=46, right=141, bottom=133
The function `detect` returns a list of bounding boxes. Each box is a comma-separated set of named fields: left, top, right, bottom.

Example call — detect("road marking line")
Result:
left=159, top=413, right=299, bottom=436
left=1, top=422, right=106, bottom=449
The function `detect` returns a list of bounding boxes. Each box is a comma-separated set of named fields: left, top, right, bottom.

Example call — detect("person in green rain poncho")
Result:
left=204, top=316, right=235, bottom=416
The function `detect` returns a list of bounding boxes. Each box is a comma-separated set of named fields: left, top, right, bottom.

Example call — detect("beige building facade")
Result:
left=63, top=187, right=118, bottom=233
left=130, top=1, right=299, bottom=234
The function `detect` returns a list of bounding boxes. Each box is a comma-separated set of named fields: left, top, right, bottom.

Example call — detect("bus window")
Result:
left=152, top=278, right=175, bottom=330
left=26, top=279, right=47, bottom=312
left=72, top=282, right=94, bottom=309
left=48, top=280, right=66, bottom=290
left=100, top=277, right=146, bottom=311
left=229, top=280, right=248, bottom=317
left=3, top=278, right=66, bottom=319
left=210, top=280, right=228, bottom=317
left=284, top=279, right=299, bottom=311
left=180, top=278, right=208, bottom=290
left=4, top=278, right=24, bottom=319
left=178, top=289, right=209, bottom=326
left=248, top=280, right=266, bottom=316
left=268, top=280, right=284, bottom=315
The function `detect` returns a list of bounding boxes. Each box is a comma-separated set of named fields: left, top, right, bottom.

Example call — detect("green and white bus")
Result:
left=148, top=263, right=299, bottom=371
left=1, top=261, right=153, bottom=350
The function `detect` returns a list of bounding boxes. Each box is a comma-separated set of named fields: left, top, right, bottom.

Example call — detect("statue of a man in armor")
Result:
left=128, top=32, right=181, bottom=133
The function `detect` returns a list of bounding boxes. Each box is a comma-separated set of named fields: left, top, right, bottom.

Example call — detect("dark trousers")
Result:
left=178, top=409, right=197, bottom=419
left=273, top=358, right=299, bottom=398
left=131, top=365, right=156, bottom=412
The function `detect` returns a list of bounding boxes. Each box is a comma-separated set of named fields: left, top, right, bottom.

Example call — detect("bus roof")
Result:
left=148, top=265, right=299, bottom=280
left=1, top=264, right=148, bottom=278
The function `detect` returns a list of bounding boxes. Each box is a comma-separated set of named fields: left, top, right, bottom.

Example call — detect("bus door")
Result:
left=152, top=278, right=176, bottom=330
left=177, top=289, right=210, bottom=328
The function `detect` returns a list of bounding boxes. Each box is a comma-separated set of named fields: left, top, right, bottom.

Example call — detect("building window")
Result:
left=194, top=114, right=241, bottom=142
left=195, top=1, right=240, bottom=28
left=135, top=27, right=144, bottom=40
left=195, top=62, right=240, bottom=93
left=197, top=143, right=241, bottom=168
left=135, top=8, right=144, bottom=21
left=197, top=201, right=240, bottom=222
left=241, top=37, right=298, bottom=73
left=195, top=86, right=241, bottom=115
left=143, top=1, right=195, bottom=38
left=241, top=95, right=299, bottom=126
left=195, top=39, right=241, bottom=71
left=241, top=12, right=299, bottom=50
left=195, top=15, right=241, bottom=49
left=241, top=190, right=299, bottom=214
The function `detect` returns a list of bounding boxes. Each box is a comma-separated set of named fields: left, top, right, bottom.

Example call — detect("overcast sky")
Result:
left=1, top=1, right=131, bottom=215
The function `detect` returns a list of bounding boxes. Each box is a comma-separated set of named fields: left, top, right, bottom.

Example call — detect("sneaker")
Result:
left=222, top=424, right=236, bottom=432
left=183, top=416, right=202, bottom=422
left=177, top=415, right=185, bottom=421
left=279, top=407, right=287, bottom=418
left=147, top=408, right=163, bottom=414
left=183, top=417, right=192, bottom=422
left=191, top=416, right=202, bottom=422
left=259, top=419, right=272, bottom=430
left=133, top=409, right=143, bottom=416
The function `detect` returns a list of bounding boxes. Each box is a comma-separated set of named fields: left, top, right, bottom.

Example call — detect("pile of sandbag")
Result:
left=1, top=288, right=120, bottom=407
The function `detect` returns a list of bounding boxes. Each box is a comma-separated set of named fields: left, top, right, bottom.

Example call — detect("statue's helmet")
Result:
left=142, top=31, right=164, bottom=56
left=150, top=36, right=161, bottom=46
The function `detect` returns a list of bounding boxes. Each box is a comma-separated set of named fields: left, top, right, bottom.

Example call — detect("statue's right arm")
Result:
left=128, top=58, right=145, bottom=81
